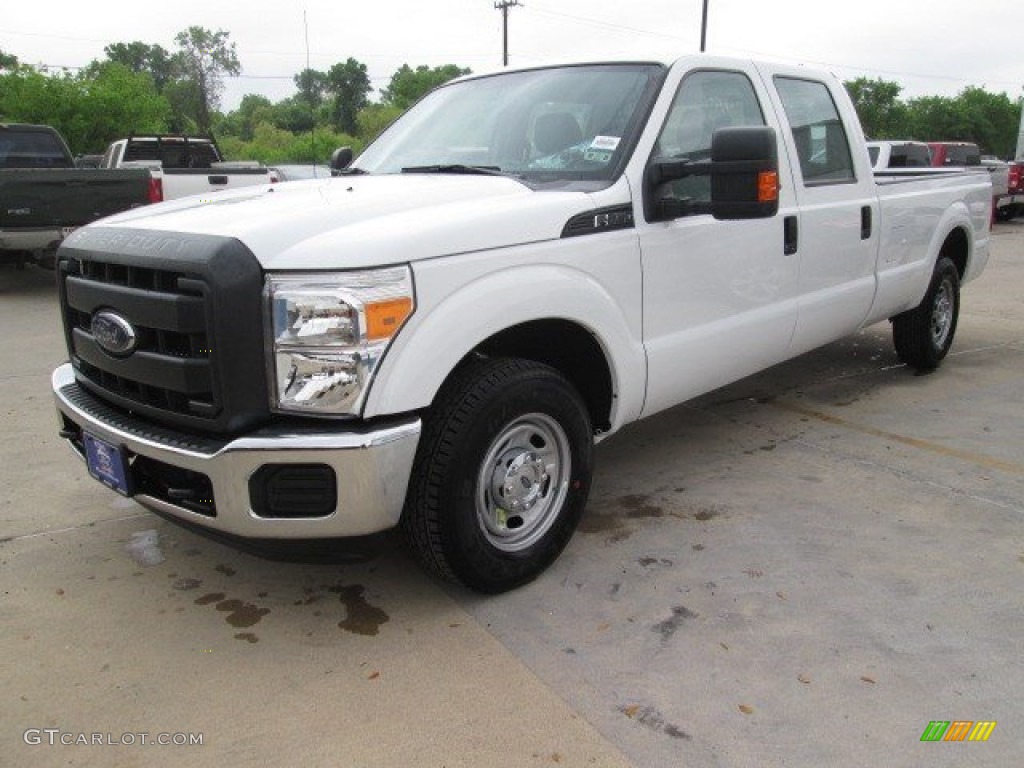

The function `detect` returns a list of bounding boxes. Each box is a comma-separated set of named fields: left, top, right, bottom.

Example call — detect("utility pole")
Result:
left=700, top=0, right=709, bottom=52
left=1016, top=89, right=1024, bottom=160
left=495, top=0, right=521, bottom=67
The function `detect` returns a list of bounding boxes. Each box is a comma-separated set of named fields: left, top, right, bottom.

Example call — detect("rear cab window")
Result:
left=889, top=144, right=931, bottom=168
left=944, top=145, right=980, bottom=166
left=0, top=128, right=71, bottom=169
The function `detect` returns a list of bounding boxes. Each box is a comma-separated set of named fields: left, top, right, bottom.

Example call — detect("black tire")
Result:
left=892, top=256, right=960, bottom=371
left=401, top=357, right=593, bottom=593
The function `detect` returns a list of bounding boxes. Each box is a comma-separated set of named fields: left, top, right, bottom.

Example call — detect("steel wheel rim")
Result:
left=475, top=413, right=571, bottom=552
left=931, top=278, right=954, bottom=349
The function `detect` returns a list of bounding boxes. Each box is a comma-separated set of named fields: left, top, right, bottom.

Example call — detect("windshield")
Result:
left=353, top=63, right=665, bottom=186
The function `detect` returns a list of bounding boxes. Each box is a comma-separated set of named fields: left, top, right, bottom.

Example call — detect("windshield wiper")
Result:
left=335, top=167, right=369, bottom=176
left=401, top=164, right=508, bottom=177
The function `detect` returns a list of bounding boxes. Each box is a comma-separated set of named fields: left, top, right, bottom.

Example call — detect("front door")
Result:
left=637, top=67, right=800, bottom=417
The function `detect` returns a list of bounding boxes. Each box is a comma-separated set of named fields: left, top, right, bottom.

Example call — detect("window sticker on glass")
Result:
left=584, top=150, right=614, bottom=163
left=590, top=136, right=621, bottom=151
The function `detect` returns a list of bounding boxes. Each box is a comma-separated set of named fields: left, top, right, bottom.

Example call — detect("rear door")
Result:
left=758, top=65, right=880, bottom=355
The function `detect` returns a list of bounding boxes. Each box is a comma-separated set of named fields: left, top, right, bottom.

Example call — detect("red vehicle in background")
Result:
left=928, top=141, right=981, bottom=167
left=929, top=142, right=1011, bottom=222
left=1001, top=160, right=1024, bottom=220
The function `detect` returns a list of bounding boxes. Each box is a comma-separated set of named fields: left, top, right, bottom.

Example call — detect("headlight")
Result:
left=266, top=266, right=415, bottom=415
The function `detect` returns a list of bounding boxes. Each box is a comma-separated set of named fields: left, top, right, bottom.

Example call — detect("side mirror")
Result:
left=330, top=146, right=353, bottom=172
left=646, top=126, right=780, bottom=221
left=708, top=126, right=779, bottom=220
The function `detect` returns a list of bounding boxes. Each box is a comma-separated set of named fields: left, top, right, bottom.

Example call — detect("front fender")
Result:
left=363, top=244, right=646, bottom=432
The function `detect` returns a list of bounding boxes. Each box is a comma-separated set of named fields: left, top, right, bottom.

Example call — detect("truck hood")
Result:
left=90, top=174, right=599, bottom=270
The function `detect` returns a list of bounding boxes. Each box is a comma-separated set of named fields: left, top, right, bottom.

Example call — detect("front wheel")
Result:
left=401, top=358, right=593, bottom=593
left=892, top=256, right=961, bottom=371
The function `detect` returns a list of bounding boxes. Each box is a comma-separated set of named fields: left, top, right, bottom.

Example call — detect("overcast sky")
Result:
left=3, top=0, right=1023, bottom=111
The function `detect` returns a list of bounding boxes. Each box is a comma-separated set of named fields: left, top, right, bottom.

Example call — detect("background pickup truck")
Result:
left=866, top=140, right=932, bottom=170
left=1, top=123, right=160, bottom=269
left=52, top=55, right=991, bottom=593
left=999, top=160, right=1024, bottom=220
left=100, top=135, right=273, bottom=200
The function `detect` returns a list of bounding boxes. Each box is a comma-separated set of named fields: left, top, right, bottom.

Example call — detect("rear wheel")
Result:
left=892, top=256, right=960, bottom=371
left=401, top=358, right=593, bottom=593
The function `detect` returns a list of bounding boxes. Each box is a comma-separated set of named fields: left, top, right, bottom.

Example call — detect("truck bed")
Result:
left=0, top=168, right=153, bottom=230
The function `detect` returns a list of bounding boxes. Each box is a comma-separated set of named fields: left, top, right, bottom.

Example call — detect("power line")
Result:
left=5, top=19, right=1021, bottom=94
left=520, top=9, right=1023, bottom=92
left=524, top=8, right=686, bottom=41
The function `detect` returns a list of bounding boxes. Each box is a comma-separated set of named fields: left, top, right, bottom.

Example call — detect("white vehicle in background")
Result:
left=100, top=135, right=273, bottom=200
left=54, top=56, right=991, bottom=593
left=866, top=140, right=932, bottom=170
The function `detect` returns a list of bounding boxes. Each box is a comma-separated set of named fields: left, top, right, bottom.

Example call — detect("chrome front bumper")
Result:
left=52, top=363, right=421, bottom=538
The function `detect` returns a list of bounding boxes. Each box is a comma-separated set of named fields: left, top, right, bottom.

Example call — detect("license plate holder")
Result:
left=83, top=432, right=132, bottom=496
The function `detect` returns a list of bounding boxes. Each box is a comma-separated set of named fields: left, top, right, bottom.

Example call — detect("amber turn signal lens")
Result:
left=758, top=171, right=779, bottom=203
left=365, top=297, right=414, bottom=340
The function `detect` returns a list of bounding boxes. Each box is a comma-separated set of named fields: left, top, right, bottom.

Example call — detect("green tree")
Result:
left=102, top=41, right=176, bottom=92
left=218, top=120, right=363, bottom=165
left=381, top=63, right=471, bottom=109
left=905, top=95, right=968, bottom=145
left=954, top=87, right=1018, bottom=157
left=294, top=68, right=329, bottom=109
left=904, top=89, right=1018, bottom=157
left=0, top=66, right=77, bottom=126
left=326, top=58, right=371, bottom=134
left=270, top=95, right=319, bottom=134
left=172, top=27, right=241, bottom=135
left=844, top=77, right=908, bottom=140
left=0, top=62, right=168, bottom=153
left=0, top=50, right=19, bottom=71
left=68, top=63, right=170, bottom=151
left=216, top=94, right=274, bottom=140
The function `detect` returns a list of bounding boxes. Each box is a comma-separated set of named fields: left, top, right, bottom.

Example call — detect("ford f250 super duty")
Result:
left=51, top=56, right=991, bottom=592
left=1, top=123, right=160, bottom=269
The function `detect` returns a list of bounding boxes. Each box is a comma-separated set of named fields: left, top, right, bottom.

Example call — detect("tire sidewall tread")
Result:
left=893, top=256, right=960, bottom=371
left=401, top=357, right=593, bottom=593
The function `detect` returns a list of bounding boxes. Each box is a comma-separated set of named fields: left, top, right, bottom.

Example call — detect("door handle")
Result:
left=784, top=216, right=798, bottom=255
left=861, top=206, right=872, bottom=240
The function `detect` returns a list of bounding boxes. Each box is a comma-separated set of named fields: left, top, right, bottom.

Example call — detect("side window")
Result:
left=651, top=70, right=766, bottom=207
left=775, top=77, right=855, bottom=185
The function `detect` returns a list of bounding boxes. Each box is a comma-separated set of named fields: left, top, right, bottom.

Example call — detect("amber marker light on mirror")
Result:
left=758, top=171, right=780, bottom=203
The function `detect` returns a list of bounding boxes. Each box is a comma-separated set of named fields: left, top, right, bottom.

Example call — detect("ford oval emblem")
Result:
left=91, top=310, right=138, bottom=357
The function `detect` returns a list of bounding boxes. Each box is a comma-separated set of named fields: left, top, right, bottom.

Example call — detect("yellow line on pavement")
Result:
left=771, top=400, right=1024, bottom=476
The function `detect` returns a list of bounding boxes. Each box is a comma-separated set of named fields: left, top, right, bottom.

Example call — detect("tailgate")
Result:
left=0, top=170, right=150, bottom=229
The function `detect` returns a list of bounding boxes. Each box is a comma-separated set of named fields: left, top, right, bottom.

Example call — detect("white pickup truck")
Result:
left=52, top=56, right=991, bottom=592
left=99, top=135, right=273, bottom=200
